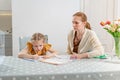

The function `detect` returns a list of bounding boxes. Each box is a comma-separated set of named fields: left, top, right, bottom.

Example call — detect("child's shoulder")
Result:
left=44, top=43, right=52, bottom=50
left=26, top=42, right=32, bottom=47
left=44, top=43, right=51, bottom=47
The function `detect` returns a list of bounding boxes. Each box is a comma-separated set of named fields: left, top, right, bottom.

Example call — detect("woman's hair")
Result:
left=73, top=12, right=91, bottom=30
left=85, top=22, right=91, bottom=30
left=31, top=33, right=46, bottom=42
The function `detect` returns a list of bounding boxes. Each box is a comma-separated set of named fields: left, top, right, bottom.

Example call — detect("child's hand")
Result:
left=32, top=54, right=39, bottom=60
left=42, top=54, right=55, bottom=59
left=42, top=55, right=50, bottom=59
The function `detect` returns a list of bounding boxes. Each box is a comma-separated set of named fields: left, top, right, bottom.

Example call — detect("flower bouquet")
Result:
left=100, top=19, right=120, bottom=58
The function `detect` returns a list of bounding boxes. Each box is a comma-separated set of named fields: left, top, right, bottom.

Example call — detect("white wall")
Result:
left=80, top=0, right=115, bottom=53
left=12, top=0, right=80, bottom=56
left=118, top=1, right=120, bottom=17
left=115, top=0, right=120, bottom=18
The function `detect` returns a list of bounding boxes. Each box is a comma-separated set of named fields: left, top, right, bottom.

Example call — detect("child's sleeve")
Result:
left=45, top=44, right=52, bottom=51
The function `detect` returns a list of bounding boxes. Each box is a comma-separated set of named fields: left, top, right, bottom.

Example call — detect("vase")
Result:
left=114, top=37, right=120, bottom=58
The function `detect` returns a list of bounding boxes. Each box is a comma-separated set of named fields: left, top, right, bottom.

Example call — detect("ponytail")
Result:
left=85, top=22, right=91, bottom=30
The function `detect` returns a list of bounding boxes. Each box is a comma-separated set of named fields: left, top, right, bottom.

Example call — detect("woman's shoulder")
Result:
left=86, top=28, right=96, bottom=36
left=68, top=30, right=74, bottom=36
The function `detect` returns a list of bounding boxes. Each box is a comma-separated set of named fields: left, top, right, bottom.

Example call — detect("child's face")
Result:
left=32, top=39, right=44, bottom=52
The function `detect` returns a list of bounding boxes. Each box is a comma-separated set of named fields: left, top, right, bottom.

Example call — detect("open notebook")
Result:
left=38, top=55, right=72, bottom=65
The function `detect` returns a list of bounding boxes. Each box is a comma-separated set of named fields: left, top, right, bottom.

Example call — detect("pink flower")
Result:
left=105, top=21, right=111, bottom=25
left=100, top=19, right=120, bottom=37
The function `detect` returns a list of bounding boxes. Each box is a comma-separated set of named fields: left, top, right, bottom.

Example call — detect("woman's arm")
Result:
left=86, top=32, right=104, bottom=58
left=70, top=52, right=88, bottom=59
left=67, top=31, right=73, bottom=54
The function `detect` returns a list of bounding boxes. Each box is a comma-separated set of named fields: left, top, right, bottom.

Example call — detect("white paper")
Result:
left=38, top=55, right=72, bottom=65
left=55, top=54, right=71, bottom=59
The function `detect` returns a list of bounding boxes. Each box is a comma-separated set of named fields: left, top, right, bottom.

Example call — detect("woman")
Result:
left=18, top=33, right=57, bottom=59
left=67, top=12, right=104, bottom=59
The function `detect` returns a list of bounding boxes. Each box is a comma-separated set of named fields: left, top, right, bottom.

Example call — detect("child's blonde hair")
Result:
left=31, top=33, right=46, bottom=42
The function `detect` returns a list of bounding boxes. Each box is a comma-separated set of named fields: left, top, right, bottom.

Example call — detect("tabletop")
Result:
left=0, top=56, right=120, bottom=80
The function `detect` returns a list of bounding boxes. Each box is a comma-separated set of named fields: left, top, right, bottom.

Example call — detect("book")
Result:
left=38, top=55, right=72, bottom=65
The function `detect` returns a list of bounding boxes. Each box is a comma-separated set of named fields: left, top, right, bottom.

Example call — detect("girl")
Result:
left=18, top=33, right=57, bottom=59
left=67, top=12, right=104, bottom=59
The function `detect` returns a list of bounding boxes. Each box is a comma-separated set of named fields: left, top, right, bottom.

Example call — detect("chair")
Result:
left=19, top=35, right=48, bottom=51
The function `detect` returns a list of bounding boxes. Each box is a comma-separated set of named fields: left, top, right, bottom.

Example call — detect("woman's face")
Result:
left=72, top=16, right=86, bottom=31
left=32, top=39, right=44, bottom=52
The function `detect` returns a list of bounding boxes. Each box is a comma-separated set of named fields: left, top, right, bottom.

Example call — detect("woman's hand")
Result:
left=70, top=53, right=79, bottom=59
left=70, top=53, right=88, bottom=59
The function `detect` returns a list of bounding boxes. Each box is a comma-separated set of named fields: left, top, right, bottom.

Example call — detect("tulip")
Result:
left=100, top=21, right=105, bottom=26
left=105, top=21, right=111, bottom=25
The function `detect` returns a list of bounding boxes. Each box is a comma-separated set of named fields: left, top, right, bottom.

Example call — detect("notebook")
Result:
left=38, top=55, right=72, bottom=65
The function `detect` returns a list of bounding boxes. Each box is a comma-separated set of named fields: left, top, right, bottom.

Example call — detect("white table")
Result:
left=0, top=56, right=120, bottom=80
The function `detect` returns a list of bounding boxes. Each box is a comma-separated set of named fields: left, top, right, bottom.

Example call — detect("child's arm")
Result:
left=18, top=48, right=39, bottom=59
left=42, top=48, right=58, bottom=59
